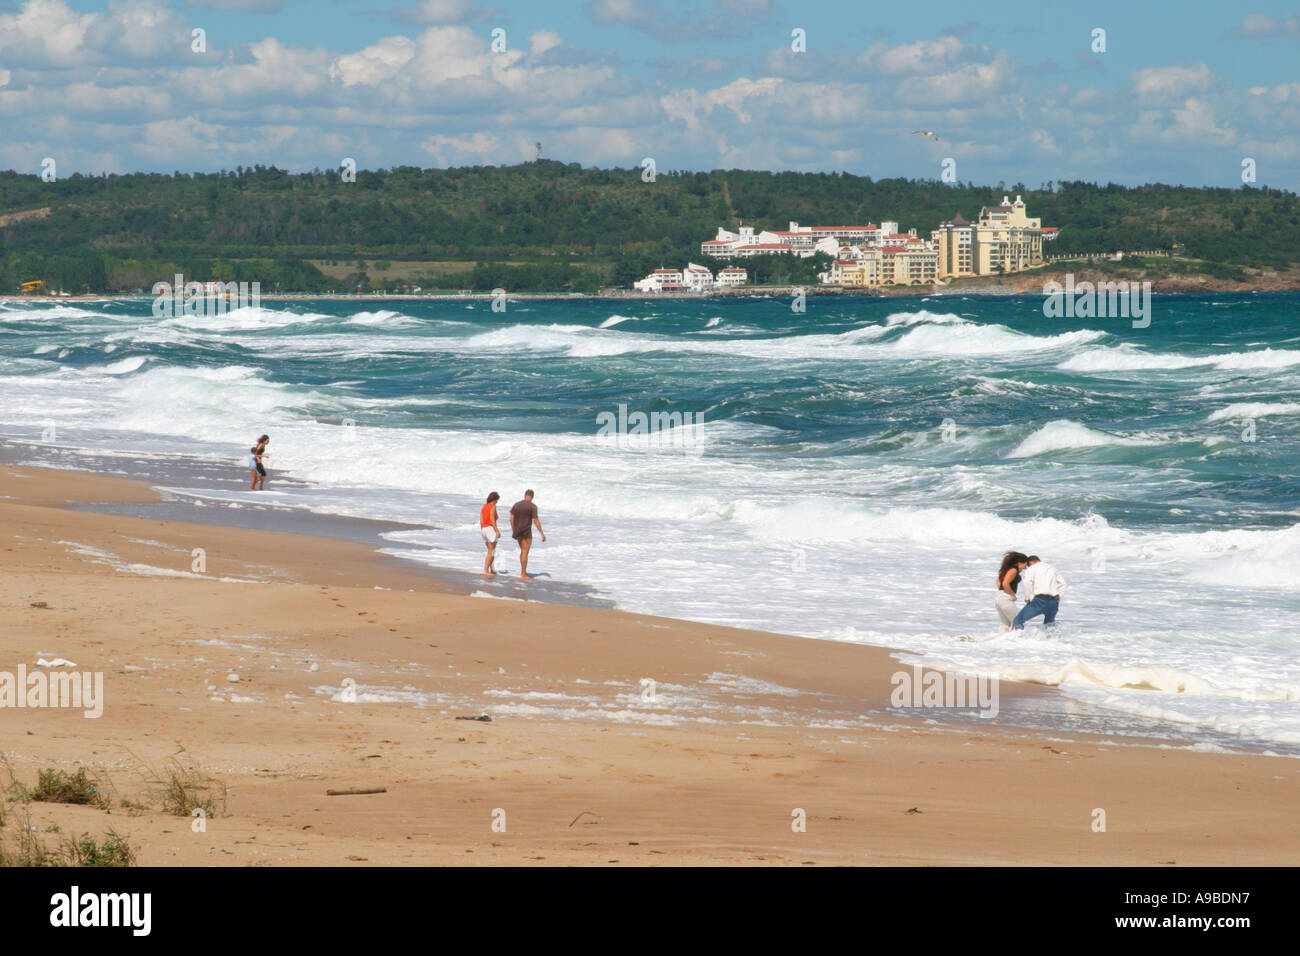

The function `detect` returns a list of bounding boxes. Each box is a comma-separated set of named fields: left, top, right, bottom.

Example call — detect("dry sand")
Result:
left=1, top=465, right=1296, bottom=866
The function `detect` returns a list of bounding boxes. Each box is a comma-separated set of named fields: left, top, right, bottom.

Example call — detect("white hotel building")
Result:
left=633, top=263, right=747, bottom=293
left=701, top=223, right=857, bottom=260
left=633, top=268, right=684, bottom=293
left=715, top=266, right=747, bottom=287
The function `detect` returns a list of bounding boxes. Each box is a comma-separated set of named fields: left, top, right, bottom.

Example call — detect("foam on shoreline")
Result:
left=3, top=448, right=1293, bottom=756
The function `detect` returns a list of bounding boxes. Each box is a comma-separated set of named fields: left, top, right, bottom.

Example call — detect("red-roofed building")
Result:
left=716, top=266, right=747, bottom=288
left=682, top=263, right=714, bottom=291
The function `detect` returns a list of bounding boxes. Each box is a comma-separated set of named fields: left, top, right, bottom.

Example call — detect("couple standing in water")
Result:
left=248, top=434, right=269, bottom=490
left=996, top=551, right=1067, bottom=630
left=480, top=490, right=546, bottom=578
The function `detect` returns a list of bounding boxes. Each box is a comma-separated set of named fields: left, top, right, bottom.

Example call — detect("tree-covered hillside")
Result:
left=0, top=162, right=1295, bottom=293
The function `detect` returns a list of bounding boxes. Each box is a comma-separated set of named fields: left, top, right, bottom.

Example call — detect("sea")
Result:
left=2, top=292, right=1298, bottom=750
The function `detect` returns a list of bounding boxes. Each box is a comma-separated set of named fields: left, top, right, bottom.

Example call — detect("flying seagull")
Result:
left=912, top=130, right=940, bottom=141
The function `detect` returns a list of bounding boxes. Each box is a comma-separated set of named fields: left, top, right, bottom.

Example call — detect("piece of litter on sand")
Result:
left=455, top=714, right=493, bottom=722
left=327, top=787, right=387, bottom=796
left=29, top=601, right=49, bottom=608
left=35, top=658, right=76, bottom=668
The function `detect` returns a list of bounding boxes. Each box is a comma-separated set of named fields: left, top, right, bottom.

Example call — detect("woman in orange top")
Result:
left=480, top=492, right=501, bottom=575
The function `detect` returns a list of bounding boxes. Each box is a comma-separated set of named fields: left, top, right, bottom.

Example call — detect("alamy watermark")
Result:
left=50, top=886, right=150, bottom=935
left=0, top=665, right=103, bottom=718
left=1042, top=274, right=1151, bottom=328
left=595, top=403, right=706, bottom=453
left=152, top=275, right=260, bottom=318
left=889, top=663, right=999, bottom=719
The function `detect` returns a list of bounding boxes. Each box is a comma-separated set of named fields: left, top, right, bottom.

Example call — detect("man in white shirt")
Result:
left=1011, top=555, right=1066, bottom=630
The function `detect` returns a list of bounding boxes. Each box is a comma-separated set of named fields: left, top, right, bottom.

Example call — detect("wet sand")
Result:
left=1, top=465, right=1296, bottom=865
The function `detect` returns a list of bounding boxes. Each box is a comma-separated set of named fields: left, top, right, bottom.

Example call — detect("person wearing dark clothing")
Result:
left=249, top=435, right=269, bottom=490
left=509, top=489, right=546, bottom=579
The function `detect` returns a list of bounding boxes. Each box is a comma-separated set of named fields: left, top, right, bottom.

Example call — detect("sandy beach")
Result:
left=0, top=464, right=1294, bottom=866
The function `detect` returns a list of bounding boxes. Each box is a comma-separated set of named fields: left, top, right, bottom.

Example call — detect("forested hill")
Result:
left=0, top=161, right=1295, bottom=293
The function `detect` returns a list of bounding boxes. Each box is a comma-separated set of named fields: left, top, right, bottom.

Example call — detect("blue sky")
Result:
left=1, top=0, right=1297, bottom=188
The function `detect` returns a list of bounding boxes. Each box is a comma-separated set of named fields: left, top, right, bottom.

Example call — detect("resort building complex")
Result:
left=633, top=196, right=1053, bottom=293
left=931, top=195, right=1045, bottom=279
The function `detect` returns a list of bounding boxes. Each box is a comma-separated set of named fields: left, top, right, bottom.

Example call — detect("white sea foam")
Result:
left=1062, top=344, right=1300, bottom=373
left=414, top=319, right=1108, bottom=363
left=1206, top=402, right=1300, bottom=422
left=0, top=304, right=104, bottom=321
left=7, top=298, right=1300, bottom=748
left=60, top=538, right=263, bottom=583
left=999, top=657, right=1217, bottom=694
left=891, top=324, right=1104, bottom=357
left=313, top=684, right=448, bottom=706
left=884, top=310, right=969, bottom=327
left=158, top=305, right=330, bottom=332
left=971, top=376, right=1050, bottom=395
left=1006, top=419, right=1158, bottom=458
left=345, top=310, right=418, bottom=327
left=98, top=356, right=149, bottom=375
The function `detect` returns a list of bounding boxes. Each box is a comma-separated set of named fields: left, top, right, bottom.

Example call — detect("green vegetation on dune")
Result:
left=0, top=161, right=1295, bottom=293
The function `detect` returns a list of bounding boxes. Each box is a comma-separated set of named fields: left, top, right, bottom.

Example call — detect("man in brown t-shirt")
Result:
left=509, top=489, right=546, bottom=579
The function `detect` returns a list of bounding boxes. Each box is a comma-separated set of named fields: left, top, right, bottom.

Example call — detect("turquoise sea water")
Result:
left=2, top=292, right=1298, bottom=746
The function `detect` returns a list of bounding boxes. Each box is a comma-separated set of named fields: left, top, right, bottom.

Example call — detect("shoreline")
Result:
left=3, top=463, right=1298, bottom=866
left=6, top=282, right=1299, bottom=305
left=3, top=443, right=1292, bottom=756
left=2, top=463, right=1298, bottom=864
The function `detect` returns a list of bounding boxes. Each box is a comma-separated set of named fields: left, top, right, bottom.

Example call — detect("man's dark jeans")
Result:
left=1012, top=594, right=1059, bottom=629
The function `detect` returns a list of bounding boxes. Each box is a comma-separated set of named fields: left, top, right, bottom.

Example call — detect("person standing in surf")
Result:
left=480, top=491, right=501, bottom=575
left=1012, top=555, right=1067, bottom=629
left=249, top=434, right=269, bottom=490
left=996, top=551, right=1028, bottom=631
left=509, top=489, right=546, bottom=579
